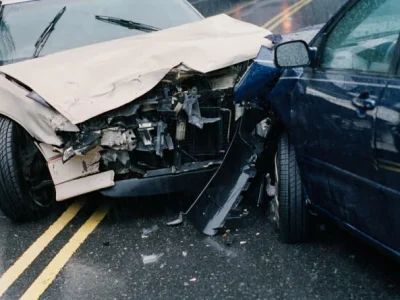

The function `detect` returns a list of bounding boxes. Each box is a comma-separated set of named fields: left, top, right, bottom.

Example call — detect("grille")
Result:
left=180, top=107, right=231, bottom=157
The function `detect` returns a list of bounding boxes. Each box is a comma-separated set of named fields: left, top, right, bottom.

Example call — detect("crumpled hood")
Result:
left=0, top=14, right=272, bottom=125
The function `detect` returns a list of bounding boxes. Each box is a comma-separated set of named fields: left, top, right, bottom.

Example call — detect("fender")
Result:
left=0, top=75, right=78, bottom=146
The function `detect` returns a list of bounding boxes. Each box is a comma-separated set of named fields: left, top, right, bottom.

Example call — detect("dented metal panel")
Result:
left=55, top=170, right=115, bottom=201
left=47, top=147, right=102, bottom=185
left=0, top=14, right=272, bottom=124
left=0, top=76, right=79, bottom=146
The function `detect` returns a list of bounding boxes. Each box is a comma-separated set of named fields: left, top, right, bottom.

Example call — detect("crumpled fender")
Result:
left=0, top=75, right=79, bottom=146
left=234, top=45, right=281, bottom=104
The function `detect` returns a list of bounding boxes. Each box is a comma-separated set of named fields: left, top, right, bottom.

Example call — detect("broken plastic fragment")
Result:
left=141, top=225, right=159, bottom=238
left=240, top=241, right=247, bottom=245
left=189, top=278, right=197, bottom=282
left=141, top=253, right=164, bottom=264
left=182, top=92, right=220, bottom=129
left=182, top=251, right=188, bottom=257
left=166, top=212, right=183, bottom=226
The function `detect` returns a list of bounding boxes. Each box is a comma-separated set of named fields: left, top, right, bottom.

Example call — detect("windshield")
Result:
left=0, top=0, right=202, bottom=65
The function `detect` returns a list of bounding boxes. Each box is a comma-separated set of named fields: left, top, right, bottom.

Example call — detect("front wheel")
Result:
left=0, top=117, right=55, bottom=222
left=272, top=132, right=311, bottom=243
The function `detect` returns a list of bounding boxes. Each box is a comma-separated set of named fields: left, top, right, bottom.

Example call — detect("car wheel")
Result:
left=0, top=117, right=55, bottom=222
left=272, top=132, right=310, bottom=243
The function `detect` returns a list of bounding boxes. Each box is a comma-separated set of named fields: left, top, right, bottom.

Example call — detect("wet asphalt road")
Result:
left=2, top=0, right=400, bottom=299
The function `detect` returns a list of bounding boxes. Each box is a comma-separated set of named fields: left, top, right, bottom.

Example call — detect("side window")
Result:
left=321, top=0, right=400, bottom=74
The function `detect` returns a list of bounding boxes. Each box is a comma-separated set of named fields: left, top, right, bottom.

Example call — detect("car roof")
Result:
left=1, top=0, right=37, bottom=5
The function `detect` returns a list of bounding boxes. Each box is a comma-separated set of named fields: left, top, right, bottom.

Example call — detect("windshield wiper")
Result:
left=95, top=15, right=160, bottom=33
left=33, top=6, right=66, bottom=58
left=0, top=1, right=4, bottom=22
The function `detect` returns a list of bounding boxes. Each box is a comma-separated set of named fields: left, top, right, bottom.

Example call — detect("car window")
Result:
left=0, top=0, right=202, bottom=65
left=321, top=0, right=400, bottom=74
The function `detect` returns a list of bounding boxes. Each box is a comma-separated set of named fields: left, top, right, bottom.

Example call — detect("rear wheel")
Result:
left=0, top=117, right=55, bottom=222
left=271, top=132, right=311, bottom=243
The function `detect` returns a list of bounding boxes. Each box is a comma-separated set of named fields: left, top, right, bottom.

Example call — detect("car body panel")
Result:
left=236, top=0, right=400, bottom=259
left=0, top=75, right=78, bottom=146
left=0, top=14, right=272, bottom=125
left=374, top=80, right=400, bottom=251
left=286, top=70, right=385, bottom=240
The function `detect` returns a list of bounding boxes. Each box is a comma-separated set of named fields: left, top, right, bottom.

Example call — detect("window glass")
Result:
left=0, top=0, right=202, bottom=65
left=321, top=0, right=400, bottom=74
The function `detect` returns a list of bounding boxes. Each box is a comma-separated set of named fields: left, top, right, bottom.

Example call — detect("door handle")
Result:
left=351, top=92, right=376, bottom=110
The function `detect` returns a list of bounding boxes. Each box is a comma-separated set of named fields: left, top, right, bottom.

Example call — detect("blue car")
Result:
left=237, top=0, right=400, bottom=260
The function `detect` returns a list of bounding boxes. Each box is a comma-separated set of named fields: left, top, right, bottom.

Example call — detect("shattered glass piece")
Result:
left=182, top=93, right=220, bottom=129
left=141, top=253, right=164, bottom=265
left=166, top=212, right=183, bottom=226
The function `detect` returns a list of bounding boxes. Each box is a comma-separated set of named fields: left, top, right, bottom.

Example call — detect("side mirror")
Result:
left=274, top=40, right=311, bottom=68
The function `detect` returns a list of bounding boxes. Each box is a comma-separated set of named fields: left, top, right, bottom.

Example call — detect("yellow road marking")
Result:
left=378, top=163, right=400, bottom=173
left=225, top=0, right=260, bottom=15
left=268, top=0, right=313, bottom=31
left=20, top=205, right=110, bottom=300
left=262, top=0, right=310, bottom=29
left=0, top=201, right=84, bottom=298
left=377, top=158, right=400, bottom=168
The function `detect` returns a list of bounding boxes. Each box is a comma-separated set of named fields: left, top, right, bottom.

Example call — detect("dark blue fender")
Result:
left=234, top=46, right=281, bottom=104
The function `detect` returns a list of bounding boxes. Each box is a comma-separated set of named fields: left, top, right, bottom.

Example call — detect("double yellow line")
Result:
left=0, top=200, right=109, bottom=299
left=262, top=0, right=313, bottom=31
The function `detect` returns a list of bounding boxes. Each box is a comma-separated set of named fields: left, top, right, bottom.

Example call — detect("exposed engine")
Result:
left=58, top=63, right=249, bottom=178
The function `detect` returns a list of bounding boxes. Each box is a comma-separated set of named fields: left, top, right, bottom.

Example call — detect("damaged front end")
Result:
left=46, top=62, right=250, bottom=202
left=39, top=45, right=282, bottom=236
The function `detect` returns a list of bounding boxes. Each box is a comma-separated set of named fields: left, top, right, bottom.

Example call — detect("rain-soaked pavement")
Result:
left=1, top=0, right=400, bottom=299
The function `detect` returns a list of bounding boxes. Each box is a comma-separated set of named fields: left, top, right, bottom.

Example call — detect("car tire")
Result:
left=0, top=117, right=54, bottom=222
left=272, top=132, right=311, bottom=243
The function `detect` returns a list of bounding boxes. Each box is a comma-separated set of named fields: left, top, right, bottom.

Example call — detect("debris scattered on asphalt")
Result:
left=240, top=241, right=247, bottom=245
left=166, top=212, right=184, bottom=226
left=243, top=209, right=249, bottom=216
left=182, top=251, right=188, bottom=257
left=256, top=232, right=260, bottom=236
left=222, top=231, right=236, bottom=246
left=141, top=253, right=164, bottom=264
left=141, top=225, right=159, bottom=238
left=184, top=282, right=189, bottom=286
left=189, top=277, right=197, bottom=282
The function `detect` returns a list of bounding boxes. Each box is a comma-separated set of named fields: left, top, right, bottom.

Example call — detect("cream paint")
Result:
left=0, top=76, right=79, bottom=146
left=0, top=14, right=272, bottom=125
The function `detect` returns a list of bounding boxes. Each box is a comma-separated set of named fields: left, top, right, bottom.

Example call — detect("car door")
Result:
left=289, top=0, right=400, bottom=240
left=374, top=64, right=400, bottom=252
